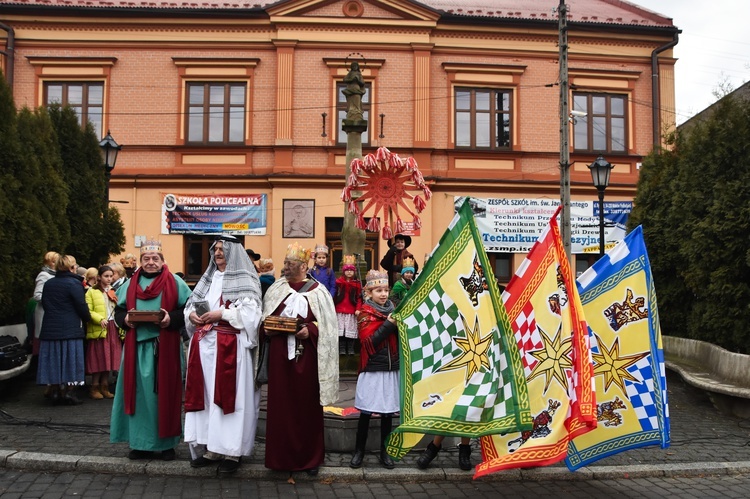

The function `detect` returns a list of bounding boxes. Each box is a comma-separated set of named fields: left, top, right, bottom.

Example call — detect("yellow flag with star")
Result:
left=565, top=225, right=670, bottom=470
left=386, top=201, right=532, bottom=460
left=476, top=207, right=595, bottom=476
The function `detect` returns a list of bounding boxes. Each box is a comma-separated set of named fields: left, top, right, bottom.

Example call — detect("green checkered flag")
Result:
left=387, top=201, right=531, bottom=459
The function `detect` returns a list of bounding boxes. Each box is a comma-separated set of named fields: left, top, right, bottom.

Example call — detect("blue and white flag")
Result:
left=565, top=225, right=670, bottom=470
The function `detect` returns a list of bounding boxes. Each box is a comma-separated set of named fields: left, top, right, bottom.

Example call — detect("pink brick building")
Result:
left=0, top=0, right=678, bottom=283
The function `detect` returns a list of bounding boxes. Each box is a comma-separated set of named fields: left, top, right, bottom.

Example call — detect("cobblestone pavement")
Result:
left=2, top=470, right=750, bottom=498
left=1, top=370, right=749, bottom=482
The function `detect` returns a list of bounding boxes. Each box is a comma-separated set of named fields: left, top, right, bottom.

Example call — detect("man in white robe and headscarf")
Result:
left=183, top=235, right=262, bottom=475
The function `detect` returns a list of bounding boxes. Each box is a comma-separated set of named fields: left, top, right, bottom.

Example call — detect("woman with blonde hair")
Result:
left=33, top=251, right=59, bottom=357
left=37, top=255, right=91, bottom=405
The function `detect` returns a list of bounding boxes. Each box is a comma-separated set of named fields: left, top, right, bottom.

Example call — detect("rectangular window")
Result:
left=186, top=82, right=246, bottom=145
left=573, top=93, right=627, bottom=154
left=44, top=82, right=104, bottom=138
left=454, top=87, right=511, bottom=150
left=337, top=82, right=371, bottom=145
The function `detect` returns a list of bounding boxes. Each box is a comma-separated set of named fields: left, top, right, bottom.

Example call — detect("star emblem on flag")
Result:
left=592, top=334, right=648, bottom=395
left=526, top=323, right=572, bottom=393
left=439, top=314, right=492, bottom=382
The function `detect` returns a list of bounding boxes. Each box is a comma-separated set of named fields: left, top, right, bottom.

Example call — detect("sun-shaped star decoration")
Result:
left=438, top=314, right=492, bottom=383
left=526, top=323, right=573, bottom=394
left=341, top=146, right=432, bottom=240
left=592, top=334, right=648, bottom=395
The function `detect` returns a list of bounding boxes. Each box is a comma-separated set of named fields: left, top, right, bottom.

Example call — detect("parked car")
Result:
left=0, top=324, right=32, bottom=382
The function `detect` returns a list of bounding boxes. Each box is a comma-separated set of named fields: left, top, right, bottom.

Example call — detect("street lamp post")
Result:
left=587, top=155, right=614, bottom=257
left=99, top=131, right=121, bottom=217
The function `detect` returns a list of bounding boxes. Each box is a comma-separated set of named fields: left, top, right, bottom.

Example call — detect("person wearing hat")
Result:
left=349, top=269, right=399, bottom=470
left=111, top=239, right=192, bottom=461
left=245, top=249, right=261, bottom=263
left=380, top=234, right=418, bottom=288
left=310, top=243, right=336, bottom=297
left=183, top=235, right=263, bottom=474
left=389, top=256, right=415, bottom=307
left=334, top=255, right=362, bottom=355
left=260, top=243, right=339, bottom=476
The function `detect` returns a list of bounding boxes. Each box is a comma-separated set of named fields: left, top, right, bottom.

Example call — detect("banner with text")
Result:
left=454, top=197, right=631, bottom=254
left=161, top=193, right=267, bottom=235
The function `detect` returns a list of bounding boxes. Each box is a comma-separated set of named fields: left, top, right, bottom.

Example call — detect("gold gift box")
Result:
left=263, top=316, right=300, bottom=333
left=128, top=310, right=165, bottom=323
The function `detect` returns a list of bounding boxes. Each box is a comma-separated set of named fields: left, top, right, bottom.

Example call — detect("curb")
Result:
left=2, top=450, right=750, bottom=482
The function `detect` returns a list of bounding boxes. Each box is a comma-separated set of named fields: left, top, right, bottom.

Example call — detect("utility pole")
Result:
left=558, top=0, right=572, bottom=260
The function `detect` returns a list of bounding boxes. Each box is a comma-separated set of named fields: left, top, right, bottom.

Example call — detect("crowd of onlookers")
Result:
left=30, top=251, right=138, bottom=405
left=27, top=232, right=472, bottom=475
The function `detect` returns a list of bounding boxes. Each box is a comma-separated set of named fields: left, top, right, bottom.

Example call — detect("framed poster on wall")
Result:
left=283, top=199, right=315, bottom=238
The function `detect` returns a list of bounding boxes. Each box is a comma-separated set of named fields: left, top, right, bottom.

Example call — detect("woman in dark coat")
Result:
left=37, top=254, right=91, bottom=405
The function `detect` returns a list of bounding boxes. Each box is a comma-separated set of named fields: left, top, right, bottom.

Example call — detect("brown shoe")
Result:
left=100, top=382, right=114, bottom=399
left=89, top=385, right=104, bottom=400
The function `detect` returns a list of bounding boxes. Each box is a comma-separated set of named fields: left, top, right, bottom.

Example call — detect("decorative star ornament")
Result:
left=341, top=146, right=432, bottom=240
left=526, top=323, right=573, bottom=394
left=439, top=314, right=492, bottom=382
left=592, top=334, right=648, bottom=395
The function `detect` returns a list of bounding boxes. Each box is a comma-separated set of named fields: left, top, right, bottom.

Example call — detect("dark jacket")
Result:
left=360, top=315, right=399, bottom=373
left=380, top=248, right=418, bottom=287
left=39, top=271, right=91, bottom=341
left=259, top=274, right=275, bottom=297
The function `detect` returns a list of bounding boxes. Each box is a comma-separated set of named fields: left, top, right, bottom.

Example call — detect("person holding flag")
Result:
left=349, top=270, right=399, bottom=469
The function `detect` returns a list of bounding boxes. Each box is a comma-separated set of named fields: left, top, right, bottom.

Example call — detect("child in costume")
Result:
left=334, top=255, right=362, bottom=355
left=350, top=269, right=399, bottom=470
left=389, top=256, right=415, bottom=307
left=257, top=258, right=276, bottom=297
left=84, top=265, right=122, bottom=399
left=310, top=243, right=336, bottom=297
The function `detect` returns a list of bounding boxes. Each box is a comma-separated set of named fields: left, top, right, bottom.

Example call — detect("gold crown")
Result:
left=365, top=269, right=389, bottom=289
left=343, top=254, right=356, bottom=265
left=140, top=238, right=162, bottom=254
left=402, top=256, right=415, bottom=268
left=285, top=242, right=311, bottom=262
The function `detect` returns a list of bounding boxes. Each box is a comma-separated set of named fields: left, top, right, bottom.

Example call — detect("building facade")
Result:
left=0, top=0, right=678, bottom=284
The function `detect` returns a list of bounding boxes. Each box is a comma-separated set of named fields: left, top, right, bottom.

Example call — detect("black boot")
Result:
left=379, top=415, right=395, bottom=469
left=350, top=413, right=370, bottom=468
left=416, top=441, right=441, bottom=469
left=458, top=443, right=472, bottom=471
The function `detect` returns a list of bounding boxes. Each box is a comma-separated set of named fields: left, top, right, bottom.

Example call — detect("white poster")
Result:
left=455, top=197, right=632, bottom=254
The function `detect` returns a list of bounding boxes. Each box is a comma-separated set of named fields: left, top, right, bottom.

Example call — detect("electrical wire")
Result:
left=0, top=408, right=110, bottom=435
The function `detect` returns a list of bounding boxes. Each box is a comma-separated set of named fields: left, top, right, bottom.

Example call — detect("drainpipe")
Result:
left=651, top=31, right=679, bottom=148
left=0, top=21, right=14, bottom=93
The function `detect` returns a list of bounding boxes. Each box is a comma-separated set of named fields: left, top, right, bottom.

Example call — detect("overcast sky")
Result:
left=631, top=0, right=750, bottom=124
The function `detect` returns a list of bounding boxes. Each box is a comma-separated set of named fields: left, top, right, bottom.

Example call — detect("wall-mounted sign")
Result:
left=161, top=193, right=267, bottom=235
left=456, top=197, right=632, bottom=254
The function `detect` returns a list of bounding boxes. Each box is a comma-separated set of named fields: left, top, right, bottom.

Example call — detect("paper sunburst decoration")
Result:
left=340, top=147, right=432, bottom=240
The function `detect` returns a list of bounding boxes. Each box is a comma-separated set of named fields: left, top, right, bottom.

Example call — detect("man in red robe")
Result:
left=260, top=242, right=339, bottom=476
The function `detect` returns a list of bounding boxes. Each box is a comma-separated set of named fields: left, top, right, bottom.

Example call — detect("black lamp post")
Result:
left=588, top=155, right=614, bottom=256
left=99, top=131, right=121, bottom=216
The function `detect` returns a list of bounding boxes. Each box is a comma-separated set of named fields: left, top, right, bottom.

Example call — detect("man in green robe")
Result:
left=111, top=239, right=191, bottom=460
